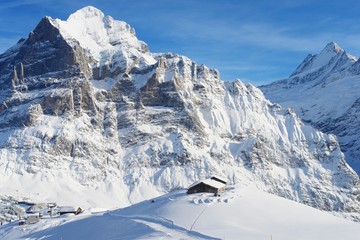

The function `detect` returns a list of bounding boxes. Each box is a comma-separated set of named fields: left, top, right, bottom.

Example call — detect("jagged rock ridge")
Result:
left=0, top=7, right=359, bottom=221
left=261, top=42, right=360, bottom=175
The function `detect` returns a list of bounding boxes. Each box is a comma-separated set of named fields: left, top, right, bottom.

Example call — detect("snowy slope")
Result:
left=260, top=42, right=360, bottom=174
left=0, top=7, right=359, bottom=223
left=1, top=186, right=360, bottom=240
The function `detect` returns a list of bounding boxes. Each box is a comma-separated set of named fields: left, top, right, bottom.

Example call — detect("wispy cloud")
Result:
left=0, top=0, right=46, bottom=11
left=158, top=17, right=328, bottom=54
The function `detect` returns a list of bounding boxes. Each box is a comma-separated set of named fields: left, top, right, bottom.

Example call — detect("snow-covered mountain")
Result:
left=2, top=186, right=360, bottom=240
left=260, top=42, right=360, bottom=174
left=0, top=6, right=359, bottom=222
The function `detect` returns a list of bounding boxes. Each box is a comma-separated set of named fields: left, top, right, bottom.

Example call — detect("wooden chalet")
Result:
left=25, top=215, right=40, bottom=225
left=58, top=206, right=82, bottom=215
left=187, top=176, right=227, bottom=195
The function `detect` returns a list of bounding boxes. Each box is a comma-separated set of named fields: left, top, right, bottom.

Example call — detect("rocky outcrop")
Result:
left=0, top=17, right=93, bottom=92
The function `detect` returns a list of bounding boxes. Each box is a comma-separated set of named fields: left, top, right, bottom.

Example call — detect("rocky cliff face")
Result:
left=0, top=7, right=359, bottom=221
left=260, top=42, right=360, bottom=175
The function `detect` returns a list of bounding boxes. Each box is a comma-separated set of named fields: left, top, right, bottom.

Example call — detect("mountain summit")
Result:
left=289, top=42, right=357, bottom=77
left=261, top=42, right=360, bottom=174
left=0, top=8, right=359, bottom=222
left=54, top=6, right=150, bottom=63
left=322, top=41, right=343, bottom=53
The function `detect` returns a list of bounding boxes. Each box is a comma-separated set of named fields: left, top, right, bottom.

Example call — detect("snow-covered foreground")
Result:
left=1, top=186, right=359, bottom=240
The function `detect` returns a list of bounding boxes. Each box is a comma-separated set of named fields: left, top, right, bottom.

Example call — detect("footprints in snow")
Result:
left=192, top=197, right=232, bottom=205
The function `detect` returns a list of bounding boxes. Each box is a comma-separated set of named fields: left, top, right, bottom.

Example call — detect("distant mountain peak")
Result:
left=319, top=42, right=357, bottom=62
left=309, top=41, right=344, bottom=70
left=321, top=42, right=343, bottom=54
left=260, top=40, right=360, bottom=178
left=289, top=42, right=356, bottom=77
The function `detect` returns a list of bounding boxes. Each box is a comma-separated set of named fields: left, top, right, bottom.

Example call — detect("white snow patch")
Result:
left=90, top=78, right=116, bottom=90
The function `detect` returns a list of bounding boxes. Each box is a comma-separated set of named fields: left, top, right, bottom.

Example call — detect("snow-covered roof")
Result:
left=202, top=179, right=226, bottom=189
left=188, top=181, right=201, bottom=189
left=58, top=206, right=79, bottom=212
left=26, top=203, right=48, bottom=213
left=188, top=178, right=226, bottom=189
left=211, top=175, right=228, bottom=184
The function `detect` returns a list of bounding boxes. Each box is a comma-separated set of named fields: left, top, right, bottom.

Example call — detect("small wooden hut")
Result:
left=187, top=177, right=227, bottom=195
left=58, top=206, right=82, bottom=215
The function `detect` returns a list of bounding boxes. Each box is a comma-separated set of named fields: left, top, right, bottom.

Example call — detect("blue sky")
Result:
left=1, top=0, right=360, bottom=85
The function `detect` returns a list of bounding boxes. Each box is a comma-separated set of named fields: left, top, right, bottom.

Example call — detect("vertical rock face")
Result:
left=260, top=42, right=360, bottom=175
left=0, top=7, right=359, bottom=221
left=0, top=17, right=92, bottom=91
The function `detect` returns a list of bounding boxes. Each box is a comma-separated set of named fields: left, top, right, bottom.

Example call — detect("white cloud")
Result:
left=0, top=0, right=46, bottom=11
left=160, top=18, right=328, bottom=54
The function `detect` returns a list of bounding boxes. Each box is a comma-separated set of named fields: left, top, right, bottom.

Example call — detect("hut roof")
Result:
left=58, top=206, right=79, bottom=212
left=202, top=179, right=226, bottom=189
left=211, top=175, right=228, bottom=184
left=188, top=179, right=226, bottom=189
left=26, top=203, right=48, bottom=213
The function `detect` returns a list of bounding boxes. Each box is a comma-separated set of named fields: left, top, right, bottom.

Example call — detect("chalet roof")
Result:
left=26, top=203, right=48, bottom=213
left=188, top=178, right=226, bottom=189
left=58, top=206, right=79, bottom=212
left=211, top=175, right=228, bottom=184
left=202, top=179, right=226, bottom=189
